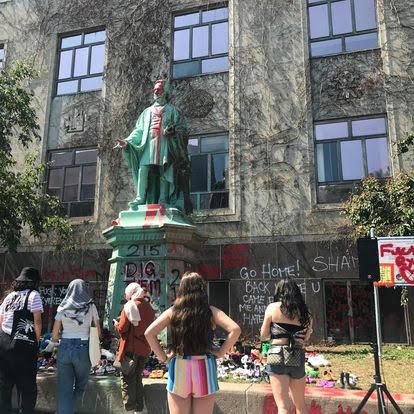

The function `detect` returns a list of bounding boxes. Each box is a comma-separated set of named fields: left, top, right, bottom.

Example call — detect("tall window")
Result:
left=172, top=6, right=229, bottom=78
left=0, top=45, right=4, bottom=69
left=308, top=0, right=378, bottom=57
left=47, top=148, right=97, bottom=217
left=188, top=134, right=229, bottom=210
left=315, top=116, right=390, bottom=203
left=56, top=29, right=105, bottom=95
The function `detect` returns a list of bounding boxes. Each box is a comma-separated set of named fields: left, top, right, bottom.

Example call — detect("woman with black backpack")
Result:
left=0, top=267, right=43, bottom=414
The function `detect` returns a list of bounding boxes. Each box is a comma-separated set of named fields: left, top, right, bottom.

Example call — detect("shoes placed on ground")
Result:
left=337, top=371, right=358, bottom=389
left=306, top=376, right=317, bottom=384
left=149, top=369, right=164, bottom=378
left=316, top=379, right=335, bottom=388
left=305, top=366, right=319, bottom=378
left=322, top=369, right=336, bottom=381
left=307, top=354, right=331, bottom=368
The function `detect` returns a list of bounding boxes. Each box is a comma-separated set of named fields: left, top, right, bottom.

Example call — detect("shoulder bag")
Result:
left=89, top=313, right=101, bottom=367
left=10, top=290, right=38, bottom=352
left=266, top=345, right=302, bottom=367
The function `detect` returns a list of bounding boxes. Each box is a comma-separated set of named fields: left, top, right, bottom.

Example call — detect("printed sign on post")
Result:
left=378, top=237, right=414, bottom=286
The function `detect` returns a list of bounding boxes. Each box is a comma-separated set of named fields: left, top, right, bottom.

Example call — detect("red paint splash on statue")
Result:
left=153, top=79, right=165, bottom=97
left=143, top=204, right=166, bottom=228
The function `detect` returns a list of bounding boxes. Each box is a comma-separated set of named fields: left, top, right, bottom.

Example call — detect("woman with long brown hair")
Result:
left=145, top=272, right=240, bottom=414
left=260, top=278, right=313, bottom=414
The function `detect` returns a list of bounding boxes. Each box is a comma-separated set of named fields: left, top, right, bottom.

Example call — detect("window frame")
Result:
left=314, top=115, right=390, bottom=202
left=188, top=133, right=229, bottom=211
left=172, top=5, right=229, bottom=79
left=307, top=0, right=378, bottom=58
left=55, top=28, right=106, bottom=96
left=46, top=147, right=97, bottom=217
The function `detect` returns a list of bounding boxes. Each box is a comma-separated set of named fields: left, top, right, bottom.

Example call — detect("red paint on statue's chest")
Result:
left=151, top=107, right=164, bottom=164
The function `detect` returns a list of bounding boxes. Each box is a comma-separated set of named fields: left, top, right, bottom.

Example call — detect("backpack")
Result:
left=10, top=290, right=38, bottom=352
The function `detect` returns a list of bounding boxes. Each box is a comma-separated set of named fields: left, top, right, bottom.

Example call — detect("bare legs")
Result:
left=167, top=393, right=216, bottom=414
left=290, top=376, right=307, bottom=414
left=168, top=393, right=191, bottom=414
left=269, top=374, right=291, bottom=414
left=192, top=394, right=216, bottom=414
left=269, top=374, right=307, bottom=414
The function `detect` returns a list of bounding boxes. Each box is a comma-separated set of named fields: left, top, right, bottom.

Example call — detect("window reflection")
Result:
left=188, top=134, right=229, bottom=210
left=0, top=46, right=4, bottom=69
left=366, top=138, right=390, bottom=177
left=56, top=29, right=106, bottom=95
left=341, top=140, right=364, bottom=180
left=315, top=117, right=390, bottom=203
left=354, top=0, right=377, bottom=31
left=47, top=148, right=97, bottom=217
left=308, top=0, right=378, bottom=57
left=173, top=7, right=228, bottom=78
left=193, top=26, right=209, bottom=58
left=331, top=0, right=352, bottom=35
left=345, top=32, right=378, bottom=52
left=309, top=5, right=329, bottom=39
left=311, top=39, right=342, bottom=57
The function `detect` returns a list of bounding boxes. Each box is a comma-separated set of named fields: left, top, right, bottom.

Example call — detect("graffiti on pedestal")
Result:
left=167, top=268, right=181, bottom=304
left=120, top=260, right=163, bottom=313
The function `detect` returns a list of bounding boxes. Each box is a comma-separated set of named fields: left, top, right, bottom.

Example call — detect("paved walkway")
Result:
left=33, top=374, right=414, bottom=413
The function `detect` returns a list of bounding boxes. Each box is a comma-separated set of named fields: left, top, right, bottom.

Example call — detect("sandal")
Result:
left=322, top=369, right=336, bottom=381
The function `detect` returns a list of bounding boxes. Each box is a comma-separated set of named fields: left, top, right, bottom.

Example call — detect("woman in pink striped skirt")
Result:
left=145, top=272, right=241, bottom=414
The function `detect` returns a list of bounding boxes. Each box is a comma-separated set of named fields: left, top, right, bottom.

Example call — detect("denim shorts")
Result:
left=265, top=348, right=306, bottom=379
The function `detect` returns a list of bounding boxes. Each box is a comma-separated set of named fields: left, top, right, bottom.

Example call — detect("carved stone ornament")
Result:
left=327, top=68, right=363, bottom=101
left=180, top=89, right=214, bottom=118
left=64, top=107, right=86, bottom=133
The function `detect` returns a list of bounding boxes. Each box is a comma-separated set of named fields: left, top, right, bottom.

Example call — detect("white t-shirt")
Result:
left=0, top=290, right=44, bottom=335
left=55, top=304, right=99, bottom=340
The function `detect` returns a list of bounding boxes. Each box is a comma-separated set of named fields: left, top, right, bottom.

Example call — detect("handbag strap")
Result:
left=23, top=290, right=33, bottom=311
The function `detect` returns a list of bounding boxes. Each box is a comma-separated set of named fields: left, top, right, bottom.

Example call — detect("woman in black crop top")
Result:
left=260, top=278, right=312, bottom=414
left=145, top=272, right=241, bottom=414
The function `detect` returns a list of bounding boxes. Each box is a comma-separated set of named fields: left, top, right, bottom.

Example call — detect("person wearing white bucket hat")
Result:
left=114, top=283, right=155, bottom=414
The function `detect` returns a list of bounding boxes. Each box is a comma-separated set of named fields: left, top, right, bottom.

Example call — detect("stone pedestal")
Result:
left=102, top=204, right=205, bottom=330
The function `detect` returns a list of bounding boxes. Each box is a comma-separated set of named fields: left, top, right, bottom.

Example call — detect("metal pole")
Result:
left=370, top=228, right=382, bottom=358
left=373, top=284, right=383, bottom=358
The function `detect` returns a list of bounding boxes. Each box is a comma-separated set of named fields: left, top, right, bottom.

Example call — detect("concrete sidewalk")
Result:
left=34, top=373, right=414, bottom=413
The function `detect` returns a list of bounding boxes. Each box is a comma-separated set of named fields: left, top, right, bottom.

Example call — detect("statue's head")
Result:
left=153, top=79, right=171, bottom=103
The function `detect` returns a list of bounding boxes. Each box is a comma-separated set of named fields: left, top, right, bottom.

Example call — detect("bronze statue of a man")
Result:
left=117, top=80, right=191, bottom=213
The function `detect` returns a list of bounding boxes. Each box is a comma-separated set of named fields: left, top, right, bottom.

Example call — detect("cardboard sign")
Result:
left=377, top=237, right=414, bottom=286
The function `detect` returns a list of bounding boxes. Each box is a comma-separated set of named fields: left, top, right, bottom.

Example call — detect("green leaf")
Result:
left=0, top=62, right=73, bottom=252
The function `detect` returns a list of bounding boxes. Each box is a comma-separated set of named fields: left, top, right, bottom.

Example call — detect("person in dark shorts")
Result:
left=260, top=278, right=313, bottom=414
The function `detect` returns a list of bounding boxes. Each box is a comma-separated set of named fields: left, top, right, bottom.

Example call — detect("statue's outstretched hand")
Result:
left=163, top=125, right=175, bottom=136
left=114, top=139, right=127, bottom=149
